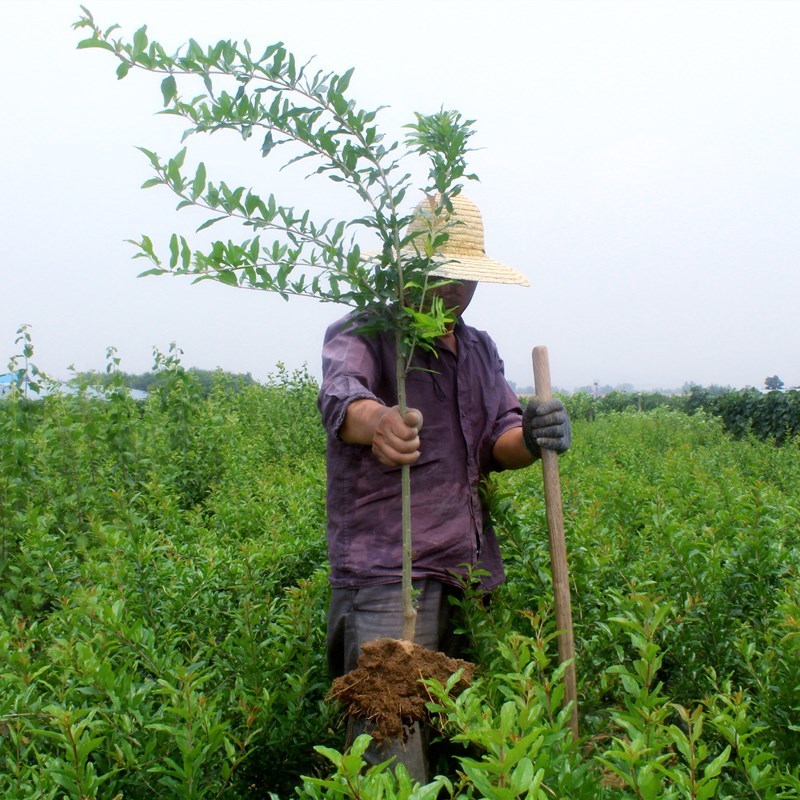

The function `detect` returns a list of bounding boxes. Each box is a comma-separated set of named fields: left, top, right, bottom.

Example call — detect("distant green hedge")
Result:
left=561, top=387, right=800, bottom=444
left=685, top=387, right=800, bottom=444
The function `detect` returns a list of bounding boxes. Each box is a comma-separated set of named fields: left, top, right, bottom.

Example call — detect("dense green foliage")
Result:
left=1, top=353, right=332, bottom=798
left=73, top=365, right=258, bottom=395
left=562, top=387, right=800, bottom=444
left=2, top=348, right=799, bottom=797
left=684, top=386, right=800, bottom=445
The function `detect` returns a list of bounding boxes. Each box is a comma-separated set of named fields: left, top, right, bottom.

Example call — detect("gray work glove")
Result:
left=522, top=397, right=572, bottom=457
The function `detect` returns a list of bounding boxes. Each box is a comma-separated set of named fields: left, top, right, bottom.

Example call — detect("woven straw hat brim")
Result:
left=426, top=254, right=530, bottom=286
left=360, top=249, right=529, bottom=286
left=408, top=194, right=529, bottom=286
left=363, top=194, right=530, bottom=286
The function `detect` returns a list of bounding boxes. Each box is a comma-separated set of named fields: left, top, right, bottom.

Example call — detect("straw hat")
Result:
left=405, top=195, right=530, bottom=287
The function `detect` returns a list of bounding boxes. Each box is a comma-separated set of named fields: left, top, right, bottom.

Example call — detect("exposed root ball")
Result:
left=327, top=637, right=475, bottom=743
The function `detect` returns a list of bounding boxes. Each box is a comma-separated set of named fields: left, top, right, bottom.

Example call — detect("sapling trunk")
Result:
left=400, top=463, right=415, bottom=640
left=396, top=332, right=417, bottom=641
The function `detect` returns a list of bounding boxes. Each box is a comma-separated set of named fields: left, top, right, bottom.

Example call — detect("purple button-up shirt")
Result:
left=318, top=312, right=523, bottom=591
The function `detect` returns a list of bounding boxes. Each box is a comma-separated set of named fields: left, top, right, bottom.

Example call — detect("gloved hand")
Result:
left=522, top=397, right=571, bottom=457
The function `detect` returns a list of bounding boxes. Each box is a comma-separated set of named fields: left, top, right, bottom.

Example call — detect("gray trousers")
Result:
left=327, top=580, right=466, bottom=783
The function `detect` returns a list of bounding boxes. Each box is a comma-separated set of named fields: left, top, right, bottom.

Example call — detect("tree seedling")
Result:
left=74, top=8, right=477, bottom=701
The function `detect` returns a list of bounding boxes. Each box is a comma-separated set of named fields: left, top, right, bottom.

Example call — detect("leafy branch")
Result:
left=75, top=6, right=479, bottom=641
left=74, top=7, right=476, bottom=338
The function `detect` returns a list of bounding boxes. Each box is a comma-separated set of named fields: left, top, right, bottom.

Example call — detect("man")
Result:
left=317, top=195, right=571, bottom=780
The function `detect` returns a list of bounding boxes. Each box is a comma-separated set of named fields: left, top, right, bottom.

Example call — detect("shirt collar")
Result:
left=453, top=317, right=479, bottom=345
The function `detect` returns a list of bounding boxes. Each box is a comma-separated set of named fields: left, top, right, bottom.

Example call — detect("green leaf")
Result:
left=77, top=38, right=115, bottom=52
left=172, top=147, right=187, bottom=170
left=135, top=147, right=161, bottom=169
left=337, top=67, right=355, bottom=94
left=696, top=781, right=719, bottom=800
left=244, top=192, right=260, bottom=216
left=196, top=215, right=228, bottom=232
left=132, top=25, right=148, bottom=56
left=261, top=131, right=276, bottom=158
left=180, top=237, right=191, bottom=269
left=217, top=270, right=239, bottom=287
left=511, top=758, right=534, bottom=793
left=161, top=74, right=177, bottom=106
left=116, top=60, right=131, bottom=80
left=191, top=163, right=207, bottom=200
left=703, top=745, right=731, bottom=780
left=169, top=234, right=179, bottom=268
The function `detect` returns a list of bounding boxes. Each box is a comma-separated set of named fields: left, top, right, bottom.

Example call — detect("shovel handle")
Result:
left=532, top=346, right=579, bottom=739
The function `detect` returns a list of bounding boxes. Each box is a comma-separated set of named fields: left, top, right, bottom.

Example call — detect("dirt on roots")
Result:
left=327, top=637, right=475, bottom=743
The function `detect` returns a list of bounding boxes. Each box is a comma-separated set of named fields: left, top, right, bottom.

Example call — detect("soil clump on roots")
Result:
left=328, top=637, right=475, bottom=743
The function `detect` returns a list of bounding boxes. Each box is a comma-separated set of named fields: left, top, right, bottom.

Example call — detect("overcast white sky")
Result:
left=2, top=1, right=798, bottom=391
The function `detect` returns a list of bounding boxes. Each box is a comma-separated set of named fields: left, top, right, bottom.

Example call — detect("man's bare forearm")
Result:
left=492, top=427, right=537, bottom=470
left=339, top=399, right=391, bottom=445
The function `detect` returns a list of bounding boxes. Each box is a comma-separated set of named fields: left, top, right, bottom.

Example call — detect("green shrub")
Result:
left=2, top=342, right=799, bottom=795
left=686, top=386, right=800, bottom=443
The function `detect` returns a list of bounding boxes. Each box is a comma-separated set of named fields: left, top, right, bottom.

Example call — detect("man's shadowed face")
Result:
left=429, top=280, right=477, bottom=318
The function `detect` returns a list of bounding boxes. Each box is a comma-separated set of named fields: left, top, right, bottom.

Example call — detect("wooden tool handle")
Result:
left=532, top=346, right=579, bottom=739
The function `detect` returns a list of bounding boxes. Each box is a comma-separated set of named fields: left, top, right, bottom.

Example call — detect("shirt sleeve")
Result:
left=486, top=341, right=524, bottom=471
left=317, top=316, right=386, bottom=439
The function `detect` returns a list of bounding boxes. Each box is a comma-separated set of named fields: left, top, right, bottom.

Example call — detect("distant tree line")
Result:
left=684, top=385, right=800, bottom=445
left=74, top=367, right=257, bottom=396
left=558, top=380, right=799, bottom=445
left=12, top=328, right=798, bottom=445
left=559, top=390, right=683, bottom=422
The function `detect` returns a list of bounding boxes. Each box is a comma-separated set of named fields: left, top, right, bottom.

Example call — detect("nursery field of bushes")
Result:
left=1, top=353, right=799, bottom=798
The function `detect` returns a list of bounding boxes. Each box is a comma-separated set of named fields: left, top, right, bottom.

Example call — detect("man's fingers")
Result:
left=536, top=437, right=566, bottom=451
left=385, top=407, right=421, bottom=441
left=529, top=411, right=566, bottom=429
left=372, top=444, right=420, bottom=467
left=403, top=408, right=423, bottom=431
left=534, top=399, right=563, bottom=415
left=527, top=400, right=567, bottom=431
left=532, top=424, right=566, bottom=440
left=382, top=426, right=420, bottom=453
left=523, top=398, right=572, bottom=455
left=372, top=430, right=421, bottom=465
left=530, top=400, right=566, bottom=422
left=371, top=406, right=423, bottom=466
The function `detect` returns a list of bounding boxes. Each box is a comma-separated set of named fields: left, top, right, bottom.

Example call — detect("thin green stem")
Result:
left=396, top=330, right=416, bottom=642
